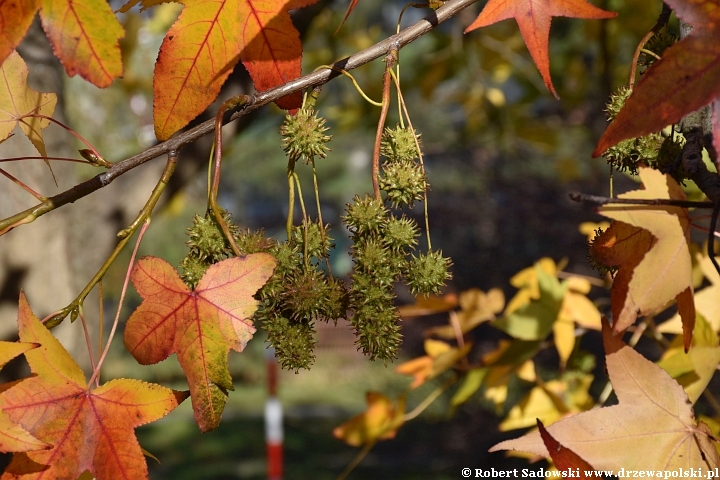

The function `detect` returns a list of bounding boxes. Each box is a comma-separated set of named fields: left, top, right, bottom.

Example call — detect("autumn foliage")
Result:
left=3, top=0, right=720, bottom=478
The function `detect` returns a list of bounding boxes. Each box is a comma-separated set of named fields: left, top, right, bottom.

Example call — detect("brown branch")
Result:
left=568, top=192, right=713, bottom=209
left=0, top=0, right=479, bottom=236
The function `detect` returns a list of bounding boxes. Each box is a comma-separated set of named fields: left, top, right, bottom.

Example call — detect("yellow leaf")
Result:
left=395, top=341, right=472, bottom=389
left=333, top=392, right=405, bottom=447
left=0, top=51, right=57, bottom=157
left=597, top=167, right=694, bottom=335
left=491, top=318, right=720, bottom=473
left=657, top=314, right=720, bottom=404
left=426, top=288, right=504, bottom=338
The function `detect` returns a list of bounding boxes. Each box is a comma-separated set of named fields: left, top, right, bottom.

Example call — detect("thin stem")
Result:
left=336, top=441, right=377, bottom=480
left=0, top=0, right=480, bottom=237
left=313, top=66, right=382, bottom=106
left=48, top=152, right=177, bottom=328
left=639, top=48, right=661, bottom=60
left=569, top=192, right=713, bottom=209
left=17, top=114, right=104, bottom=161
left=210, top=97, right=248, bottom=257
left=78, top=305, right=98, bottom=387
left=98, top=279, right=104, bottom=367
left=372, top=48, right=397, bottom=200
left=390, top=69, right=431, bottom=249
left=287, top=158, right=296, bottom=241
left=0, top=156, right=90, bottom=164
left=293, top=172, right=309, bottom=267
left=87, top=218, right=150, bottom=390
left=628, top=4, right=671, bottom=89
left=0, top=168, right=45, bottom=201
left=403, top=376, right=457, bottom=421
left=311, top=160, right=334, bottom=279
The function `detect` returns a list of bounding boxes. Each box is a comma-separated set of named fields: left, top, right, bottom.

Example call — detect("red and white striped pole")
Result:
left=265, top=347, right=283, bottom=480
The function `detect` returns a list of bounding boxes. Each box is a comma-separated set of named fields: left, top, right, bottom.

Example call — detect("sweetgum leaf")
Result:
left=39, top=0, right=124, bottom=87
left=593, top=168, right=694, bottom=344
left=152, top=0, right=317, bottom=140
left=0, top=51, right=57, bottom=158
left=464, top=0, right=616, bottom=98
left=0, top=293, right=188, bottom=480
left=594, top=0, right=720, bottom=156
left=0, top=0, right=39, bottom=66
left=490, top=318, right=720, bottom=473
left=0, top=340, right=48, bottom=453
left=124, top=254, right=275, bottom=432
left=537, top=420, right=596, bottom=476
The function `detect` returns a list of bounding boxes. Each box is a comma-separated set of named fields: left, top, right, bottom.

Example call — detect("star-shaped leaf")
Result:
left=0, top=51, right=57, bottom=157
left=490, top=318, right=720, bottom=473
left=151, top=0, right=317, bottom=140
left=464, top=0, right=616, bottom=98
left=0, top=340, right=48, bottom=453
left=592, top=167, right=694, bottom=344
left=594, top=0, right=720, bottom=156
left=0, top=293, right=188, bottom=480
left=124, top=254, right=275, bottom=432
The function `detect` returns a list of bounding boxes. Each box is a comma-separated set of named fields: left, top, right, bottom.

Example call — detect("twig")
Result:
left=569, top=191, right=713, bottom=208
left=45, top=152, right=177, bottom=328
left=0, top=0, right=480, bottom=236
left=628, top=4, right=671, bottom=89
left=372, top=48, right=397, bottom=199
left=87, top=217, right=150, bottom=390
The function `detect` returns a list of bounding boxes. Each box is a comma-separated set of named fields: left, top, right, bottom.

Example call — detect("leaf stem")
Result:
left=0, top=168, right=46, bottom=201
left=46, top=152, right=177, bottom=328
left=628, top=4, right=671, bottom=89
left=372, top=48, right=397, bottom=200
left=87, top=218, right=150, bottom=391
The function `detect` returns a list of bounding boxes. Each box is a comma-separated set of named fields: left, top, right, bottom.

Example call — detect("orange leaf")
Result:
left=124, top=254, right=275, bottom=432
left=333, top=392, right=405, bottom=447
left=594, top=0, right=720, bottom=156
left=591, top=167, right=694, bottom=337
left=464, top=0, right=616, bottom=98
left=0, top=340, right=49, bottom=453
left=152, top=0, right=316, bottom=141
left=0, top=51, right=57, bottom=157
left=491, top=318, right=720, bottom=472
left=0, top=293, right=188, bottom=480
left=39, top=0, right=124, bottom=87
left=537, top=419, right=596, bottom=477
left=0, top=0, right=40, bottom=66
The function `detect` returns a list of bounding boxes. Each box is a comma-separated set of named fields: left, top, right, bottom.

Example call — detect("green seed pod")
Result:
left=405, top=250, right=452, bottom=296
left=380, top=160, right=426, bottom=208
left=383, top=215, right=419, bottom=252
left=179, top=254, right=212, bottom=289
left=282, top=269, right=332, bottom=321
left=292, top=220, right=334, bottom=261
left=343, top=194, right=389, bottom=237
left=352, top=238, right=399, bottom=285
left=352, top=305, right=402, bottom=361
left=280, top=107, right=332, bottom=164
left=262, top=313, right=316, bottom=371
left=234, top=228, right=273, bottom=255
left=381, top=125, right=420, bottom=163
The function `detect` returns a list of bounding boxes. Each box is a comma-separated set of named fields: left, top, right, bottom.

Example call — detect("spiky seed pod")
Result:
left=352, top=305, right=402, bottom=361
left=320, top=277, right=348, bottom=323
left=352, top=238, right=399, bottom=285
left=343, top=194, right=389, bottom=237
left=179, top=255, right=212, bottom=289
left=604, top=86, right=631, bottom=121
left=381, top=125, right=420, bottom=163
left=234, top=228, right=273, bottom=255
left=639, top=31, right=677, bottom=68
left=262, top=313, right=316, bottom=371
left=383, top=215, right=419, bottom=252
left=405, top=250, right=452, bottom=296
left=586, top=227, right=618, bottom=278
left=380, top=160, right=426, bottom=208
left=292, top=220, right=334, bottom=260
left=185, top=213, right=234, bottom=262
left=280, top=107, right=331, bottom=164
left=282, top=269, right=332, bottom=321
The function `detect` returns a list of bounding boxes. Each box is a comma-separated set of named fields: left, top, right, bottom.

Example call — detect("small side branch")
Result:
left=568, top=192, right=713, bottom=209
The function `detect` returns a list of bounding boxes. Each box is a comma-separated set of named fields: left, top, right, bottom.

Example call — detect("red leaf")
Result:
left=594, top=0, right=720, bottom=156
left=124, top=254, right=275, bottom=432
left=0, top=0, right=40, bottom=66
left=464, top=0, right=616, bottom=98
left=0, top=293, right=188, bottom=480
left=152, top=0, right=317, bottom=141
left=39, top=0, right=124, bottom=87
left=537, top=419, right=596, bottom=477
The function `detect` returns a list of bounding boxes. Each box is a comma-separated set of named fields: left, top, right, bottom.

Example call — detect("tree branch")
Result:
left=0, top=0, right=479, bottom=236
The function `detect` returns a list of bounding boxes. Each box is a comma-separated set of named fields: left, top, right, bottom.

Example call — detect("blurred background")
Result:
left=0, top=0, right=666, bottom=478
